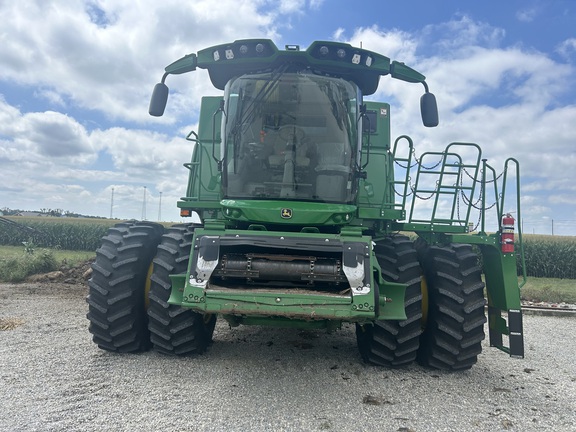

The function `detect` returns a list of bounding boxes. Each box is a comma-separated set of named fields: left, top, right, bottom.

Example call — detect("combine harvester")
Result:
left=88, top=39, right=526, bottom=370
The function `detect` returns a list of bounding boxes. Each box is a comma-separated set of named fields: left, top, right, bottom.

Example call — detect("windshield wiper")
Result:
left=233, top=63, right=290, bottom=137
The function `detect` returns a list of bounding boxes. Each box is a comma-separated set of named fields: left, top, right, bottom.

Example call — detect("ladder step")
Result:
left=417, top=170, right=460, bottom=175
left=508, top=309, right=524, bottom=358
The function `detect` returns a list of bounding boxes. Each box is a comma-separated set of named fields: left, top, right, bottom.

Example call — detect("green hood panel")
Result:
left=220, top=200, right=356, bottom=225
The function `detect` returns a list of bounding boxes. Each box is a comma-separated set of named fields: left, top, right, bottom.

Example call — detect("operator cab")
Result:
left=222, top=70, right=360, bottom=204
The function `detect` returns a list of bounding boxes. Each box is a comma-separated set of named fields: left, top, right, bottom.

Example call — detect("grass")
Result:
left=0, top=245, right=95, bottom=283
left=0, top=245, right=574, bottom=304
left=0, top=245, right=95, bottom=264
left=520, top=277, right=576, bottom=304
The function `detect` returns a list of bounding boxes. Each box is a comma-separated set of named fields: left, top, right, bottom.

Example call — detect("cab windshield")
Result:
left=222, top=71, right=359, bottom=203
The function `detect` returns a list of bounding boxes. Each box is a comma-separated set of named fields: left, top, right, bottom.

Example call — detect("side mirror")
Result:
left=420, top=92, right=439, bottom=127
left=149, top=83, right=169, bottom=117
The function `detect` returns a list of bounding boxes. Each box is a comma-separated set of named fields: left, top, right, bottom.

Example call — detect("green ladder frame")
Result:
left=392, top=141, right=526, bottom=358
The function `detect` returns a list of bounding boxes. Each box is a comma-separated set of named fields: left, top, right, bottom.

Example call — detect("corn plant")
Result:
left=518, top=235, right=576, bottom=279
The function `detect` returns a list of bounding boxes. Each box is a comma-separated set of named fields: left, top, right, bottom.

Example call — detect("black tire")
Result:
left=356, top=234, right=423, bottom=367
left=147, top=225, right=217, bottom=355
left=417, top=242, right=486, bottom=370
left=87, top=221, right=164, bottom=352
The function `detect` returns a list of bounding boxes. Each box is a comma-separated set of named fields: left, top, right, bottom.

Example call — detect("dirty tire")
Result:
left=147, top=225, right=216, bottom=355
left=87, top=221, right=164, bottom=352
left=356, top=234, right=423, bottom=367
left=417, top=242, right=486, bottom=370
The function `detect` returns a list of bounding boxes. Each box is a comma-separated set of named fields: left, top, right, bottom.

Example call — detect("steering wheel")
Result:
left=278, top=125, right=306, bottom=143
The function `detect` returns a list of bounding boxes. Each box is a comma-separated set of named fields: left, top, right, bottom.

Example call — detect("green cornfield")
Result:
left=0, top=216, right=118, bottom=251
left=0, top=217, right=574, bottom=278
left=517, top=234, right=576, bottom=279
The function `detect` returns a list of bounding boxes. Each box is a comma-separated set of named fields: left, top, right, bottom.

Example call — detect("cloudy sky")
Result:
left=1, top=0, right=575, bottom=235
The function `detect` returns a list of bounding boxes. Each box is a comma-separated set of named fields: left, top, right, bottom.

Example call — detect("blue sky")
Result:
left=1, top=0, right=575, bottom=235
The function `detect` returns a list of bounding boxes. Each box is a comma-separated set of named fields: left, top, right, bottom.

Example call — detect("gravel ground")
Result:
left=1, top=282, right=575, bottom=432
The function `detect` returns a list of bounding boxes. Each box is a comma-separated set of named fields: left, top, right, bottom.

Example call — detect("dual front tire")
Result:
left=87, top=222, right=214, bottom=355
left=356, top=235, right=486, bottom=370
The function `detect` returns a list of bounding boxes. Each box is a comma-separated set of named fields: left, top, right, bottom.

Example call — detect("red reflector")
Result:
left=180, top=209, right=191, bottom=217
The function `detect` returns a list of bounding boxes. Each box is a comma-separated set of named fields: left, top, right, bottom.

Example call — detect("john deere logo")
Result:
left=281, top=208, right=292, bottom=219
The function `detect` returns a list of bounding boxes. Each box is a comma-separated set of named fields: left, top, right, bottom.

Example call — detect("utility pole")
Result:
left=142, top=186, right=147, bottom=220
left=110, top=187, right=114, bottom=219
left=158, top=191, right=162, bottom=221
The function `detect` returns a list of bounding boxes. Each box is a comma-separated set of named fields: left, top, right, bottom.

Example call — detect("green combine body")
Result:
left=87, top=39, right=526, bottom=370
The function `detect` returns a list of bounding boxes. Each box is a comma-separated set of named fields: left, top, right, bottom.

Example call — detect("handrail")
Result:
left=481, top=161, right=500, bottom=235
left=391, top=136, right=527, bottom=292
left=410, top=150, right=463, bottom=224
left=389, top=135, right=414, bottom=212
left=186, top=130, right=200, bottom=143
left=183, top=131, right=220, bottom=200
left=502, top=158, right=527, bottom=288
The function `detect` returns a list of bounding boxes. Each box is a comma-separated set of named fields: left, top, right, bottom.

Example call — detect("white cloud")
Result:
left=524, top=178, right=576, bottom=193
left=340, top=19, right=576, bottom=235
left=0, top=97, right=23, bottom=137
left=332, top=27, right=346, bottom=41
left=351, top=21, right=575, bottom=147
left=277, top=0, right=306, bottom=14
left=90, top=127, right=191, bottom=177
left=422, top=15, right=506, bottom=52
left=0, top=1, right=281, bottom=124
left=1, top=0, right=316, bottom=220
left=25, top=111, right=94, bottom=158
left=0, top=100, right=95, bottom=163
left=516, top=8, right=538, bottom=23
left=0, top=6, right=574, bottom=231
left=549, top=195, right=576, bottom=205
left=309, top=0, right=324, bottom=10
left=347, top=25, right=418, bottom=64
left=33, top=89, right=66, bottom=107
left=414, top=29, right=572, bottom=108
left=0, top=95, right=191, bottom=219
left=557, top=38, right=576, bottom=59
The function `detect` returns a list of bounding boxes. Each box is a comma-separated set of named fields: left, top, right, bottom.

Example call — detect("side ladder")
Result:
left=391, top=138, right=526, bottom=358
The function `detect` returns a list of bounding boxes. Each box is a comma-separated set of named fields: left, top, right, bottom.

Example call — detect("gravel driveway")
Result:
left=1, top=282, right=575, bottom=432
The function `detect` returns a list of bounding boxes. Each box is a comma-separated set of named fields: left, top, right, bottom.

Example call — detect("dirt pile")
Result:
left=26, top=259, right=93, bottom=285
